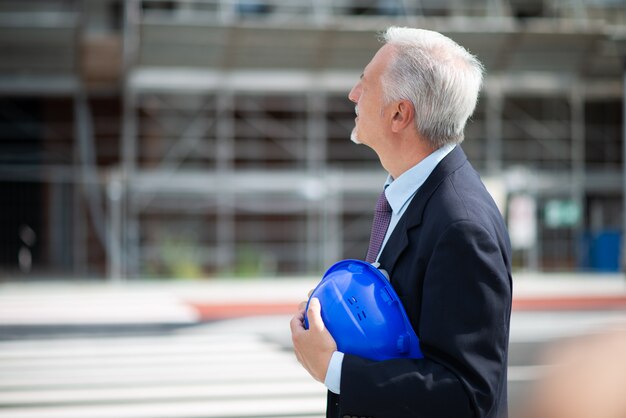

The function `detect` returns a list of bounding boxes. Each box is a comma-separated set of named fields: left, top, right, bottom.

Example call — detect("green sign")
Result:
left=544, top=200, right=580, bottom=228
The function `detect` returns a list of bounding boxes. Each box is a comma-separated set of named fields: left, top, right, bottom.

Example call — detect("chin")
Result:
left=350, top=129, right=362, bottom=145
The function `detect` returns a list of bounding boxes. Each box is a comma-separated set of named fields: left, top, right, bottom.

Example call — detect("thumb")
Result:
left=307, top=297, right=325, bottom=331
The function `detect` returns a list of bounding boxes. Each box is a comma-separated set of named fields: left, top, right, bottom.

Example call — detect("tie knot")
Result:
left=375, top=190, right=392, bottom=213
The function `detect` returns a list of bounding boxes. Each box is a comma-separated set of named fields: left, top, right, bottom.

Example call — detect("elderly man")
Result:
left=291, top=27, right=512, bottom=418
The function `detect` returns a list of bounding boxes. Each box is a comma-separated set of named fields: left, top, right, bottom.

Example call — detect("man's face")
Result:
left=348, top=44, right=395, bottom=148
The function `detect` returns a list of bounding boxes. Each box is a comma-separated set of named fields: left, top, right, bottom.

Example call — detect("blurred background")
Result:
left=0, top=1, right=626, bottom=418
left=0, top=0, right=625, bottom=280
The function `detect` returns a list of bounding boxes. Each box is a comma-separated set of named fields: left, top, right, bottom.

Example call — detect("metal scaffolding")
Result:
left=110, top=0, right=626, bottom=278
left=0, top=0, right=113, bottom=277
left=1, top=0, right=625, bottom=278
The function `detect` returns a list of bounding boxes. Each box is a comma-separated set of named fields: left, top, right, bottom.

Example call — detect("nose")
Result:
left=348, top=81, right=361, bottom=103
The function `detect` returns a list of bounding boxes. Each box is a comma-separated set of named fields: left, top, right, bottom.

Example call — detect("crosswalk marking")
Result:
left=0, top=334, right=268, bottom=359
left=0, top=366, right=316, bottom=388
left=0, top=381, right=323, bottom=406
left=1, top=318, right=566, bottom=418
left=0, top=327, right=326, bottom=418
left=0, top=398, right=327, bottom=418
left=0, top=350, right=293, bottom=369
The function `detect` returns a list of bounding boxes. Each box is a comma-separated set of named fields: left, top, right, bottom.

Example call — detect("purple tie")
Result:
left=365, top=190, right=392, bottom=263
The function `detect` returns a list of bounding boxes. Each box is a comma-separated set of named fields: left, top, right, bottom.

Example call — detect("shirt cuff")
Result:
left=324, top=351, right=344, bottom=394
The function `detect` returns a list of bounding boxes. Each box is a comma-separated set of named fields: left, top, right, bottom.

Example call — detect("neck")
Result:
left=384, top=135, right=436, bottom=179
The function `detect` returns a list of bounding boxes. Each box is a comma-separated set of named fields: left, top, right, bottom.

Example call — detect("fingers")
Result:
left=290, top=293, right=321, bottom=368
left=306, top=297, right=325, bottom=332
left=290, top=314, right=304, bottom=367
left=289, top=295, right=337, bottom=382
left=290, top=311, right=304, bottom=334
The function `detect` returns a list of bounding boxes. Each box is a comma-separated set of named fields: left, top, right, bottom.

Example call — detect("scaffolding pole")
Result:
left=571, top=82, right=585, bottom=270
left=306, top=91, right=327, bottom=272
left=216, top=91, right=235, bottom=274
left=486, top=83, right=503, bottom=175
left=120, top=0, right=141, bottom=280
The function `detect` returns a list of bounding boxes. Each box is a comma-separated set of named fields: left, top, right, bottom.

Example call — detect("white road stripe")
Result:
left=0, top=350, right=291, bottom=370
left=0, top=367, right=311, bottom=390
left=0, top=335, right=269, bottom=358
left=0, top=323, right=557, bottom=418
left=0, top=329, right=326, bottom=418
left=0, top=397, right=328, bottom=418
left=0, top=381, right=326, bottom=406
left=0, top=358, right=307, bottom=380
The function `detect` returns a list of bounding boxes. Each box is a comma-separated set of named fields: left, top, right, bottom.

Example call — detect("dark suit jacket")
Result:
left=327, top=146, right=512, bottom=418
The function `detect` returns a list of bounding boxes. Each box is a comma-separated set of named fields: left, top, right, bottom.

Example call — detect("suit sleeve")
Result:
left=338, top=220, right=512, bottom=418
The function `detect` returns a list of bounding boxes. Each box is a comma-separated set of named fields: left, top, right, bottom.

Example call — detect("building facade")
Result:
left=0, top=0, right=624, bottom=279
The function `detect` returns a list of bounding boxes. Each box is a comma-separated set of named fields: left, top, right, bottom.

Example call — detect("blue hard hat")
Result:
left=304, top=259, right=423, bottom=361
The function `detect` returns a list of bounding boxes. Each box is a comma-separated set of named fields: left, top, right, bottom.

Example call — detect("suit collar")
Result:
left=378, top=145, right=468, bottom=277
left=404, top=145, right=467, bottom=229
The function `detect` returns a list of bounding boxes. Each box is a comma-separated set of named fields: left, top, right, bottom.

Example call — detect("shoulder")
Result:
left=428, top=163, right=491, bottom=217
left=420, top=162, right=507, bottom=242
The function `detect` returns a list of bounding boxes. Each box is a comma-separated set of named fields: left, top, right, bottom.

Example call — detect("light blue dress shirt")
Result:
left=324, top=143, right=456, bottom=394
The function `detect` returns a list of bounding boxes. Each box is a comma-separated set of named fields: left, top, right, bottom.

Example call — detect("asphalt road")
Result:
left=1, top=309, right=625, bottom=418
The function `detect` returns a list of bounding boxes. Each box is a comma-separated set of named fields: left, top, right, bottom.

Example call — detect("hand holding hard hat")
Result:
left=304, top=259, right=423, bottom=361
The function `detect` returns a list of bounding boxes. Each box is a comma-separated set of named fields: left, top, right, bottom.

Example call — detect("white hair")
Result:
left=380, top=27, right=484, bottom=148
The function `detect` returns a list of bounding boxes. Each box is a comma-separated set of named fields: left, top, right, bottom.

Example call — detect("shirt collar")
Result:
left=384, top=143, right=456, bottom=214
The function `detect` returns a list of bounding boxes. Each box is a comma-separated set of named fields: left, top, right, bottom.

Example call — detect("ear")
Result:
left=390, top=100, right=414, bottom=133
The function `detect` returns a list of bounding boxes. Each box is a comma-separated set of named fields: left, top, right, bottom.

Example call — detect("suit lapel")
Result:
left=378, top=146, right=468, bottom=279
